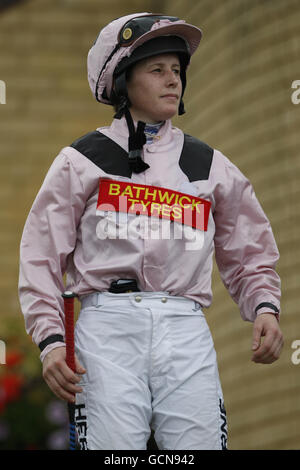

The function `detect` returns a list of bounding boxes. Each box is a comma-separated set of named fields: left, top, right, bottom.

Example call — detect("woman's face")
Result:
left=126, top=53, right=182, bottom=124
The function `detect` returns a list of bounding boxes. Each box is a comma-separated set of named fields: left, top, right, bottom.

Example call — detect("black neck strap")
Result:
left=124, top=108, right=149, bottom=174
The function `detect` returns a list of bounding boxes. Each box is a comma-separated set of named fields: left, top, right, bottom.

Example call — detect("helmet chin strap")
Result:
left=179, top=99, right=186, bottom=115
left=124, top=107, right=150, bottom=174
left=113, top=72, right=149, bottom=174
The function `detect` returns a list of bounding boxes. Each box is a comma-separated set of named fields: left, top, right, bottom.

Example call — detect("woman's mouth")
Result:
left=161, top=94, right=178, bottom=100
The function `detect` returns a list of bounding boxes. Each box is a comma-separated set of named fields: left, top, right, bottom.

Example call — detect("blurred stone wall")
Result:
left=0, top=1, right=150, bottom=330
left=162, top=0, right=300, bottom=450
left=0, top=0, right=299, bottom=449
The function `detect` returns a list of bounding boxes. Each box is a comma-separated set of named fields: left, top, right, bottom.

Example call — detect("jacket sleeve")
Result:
left=213, top=153, right=281, bottom=322
left=18, top=151, right=86, bottom=360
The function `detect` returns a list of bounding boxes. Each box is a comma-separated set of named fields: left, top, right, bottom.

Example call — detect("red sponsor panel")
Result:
left=97, top=178, right=211, bottom=231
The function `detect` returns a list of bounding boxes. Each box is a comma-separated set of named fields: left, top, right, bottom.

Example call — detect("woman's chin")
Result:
left=151, top=107, right=178, bottom=122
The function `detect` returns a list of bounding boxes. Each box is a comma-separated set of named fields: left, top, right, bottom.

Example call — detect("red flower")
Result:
left=0, top=373, right=24, bottom=405
left=5, top=351, right=24, bottom=367
left=0, top=386, right=5, bottom=413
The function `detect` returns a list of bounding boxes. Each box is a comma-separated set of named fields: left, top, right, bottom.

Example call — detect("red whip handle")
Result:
left=63, top=292, right=76, bottom=373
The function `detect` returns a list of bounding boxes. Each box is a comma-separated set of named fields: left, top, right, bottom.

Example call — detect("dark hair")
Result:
left=111, top=66, right=134, bottom=113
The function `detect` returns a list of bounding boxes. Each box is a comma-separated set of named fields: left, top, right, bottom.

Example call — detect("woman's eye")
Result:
left=150, top=68, right=180, bottom=74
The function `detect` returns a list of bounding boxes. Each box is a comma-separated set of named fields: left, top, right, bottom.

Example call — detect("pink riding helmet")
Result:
left=87, top=13, right=202, bottom=173
left=87, top=12, right=202, bottom=107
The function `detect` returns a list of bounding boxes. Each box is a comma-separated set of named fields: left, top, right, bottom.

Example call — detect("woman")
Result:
left=19, top=13, right=283, bottom=450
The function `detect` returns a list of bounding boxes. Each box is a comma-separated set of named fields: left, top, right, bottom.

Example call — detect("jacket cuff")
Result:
left=39, top=334, right=64, bottom=352
left=39, top=341, right=66, bottom=363
left=255, top=302, right=280, bottom=319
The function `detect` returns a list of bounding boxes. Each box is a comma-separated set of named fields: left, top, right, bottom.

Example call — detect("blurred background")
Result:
left=0, top=0, right=299, bottom=450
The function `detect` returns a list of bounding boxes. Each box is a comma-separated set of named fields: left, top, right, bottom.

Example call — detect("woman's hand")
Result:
left=43, top=346, right=86, bottom=402
left=251, top=313, right=284, bottom=364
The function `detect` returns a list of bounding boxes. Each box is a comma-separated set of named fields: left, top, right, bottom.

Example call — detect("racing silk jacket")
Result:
left=18, top=116, right=281, bottom=360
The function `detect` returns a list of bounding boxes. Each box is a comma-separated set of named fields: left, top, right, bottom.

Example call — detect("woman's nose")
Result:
left=166, top=70, right=180, bottom=86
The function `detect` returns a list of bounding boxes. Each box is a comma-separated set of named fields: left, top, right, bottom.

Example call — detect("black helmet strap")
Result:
left=124, top=108, right=150, bottom=174
left=113, top=72, right=129, bottom=119
left=112, top=72, right=149, bottom=173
